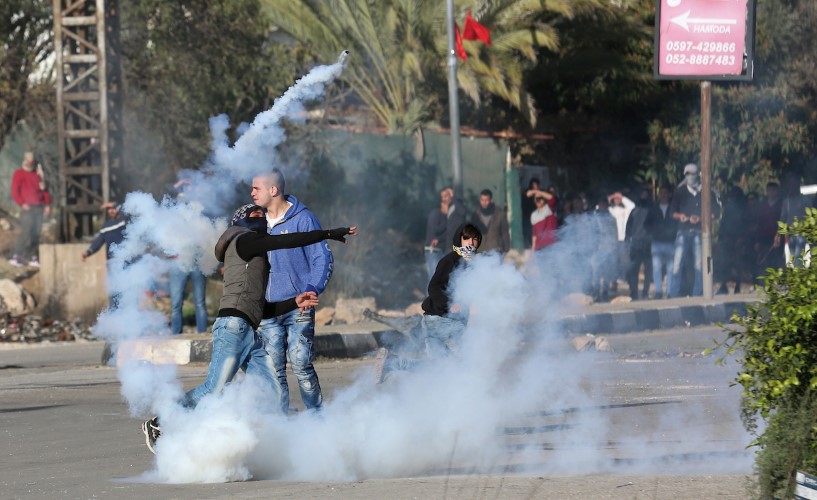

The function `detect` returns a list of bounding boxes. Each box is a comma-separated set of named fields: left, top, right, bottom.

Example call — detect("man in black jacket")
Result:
left=375, top=223, right=482, bottom=382
left=645, top=185, right=678, bottom=299
left=625, top=189, right=653, bottom=300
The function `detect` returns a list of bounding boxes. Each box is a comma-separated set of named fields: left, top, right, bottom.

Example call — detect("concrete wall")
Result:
left=39, top=243, right=108, bottom=323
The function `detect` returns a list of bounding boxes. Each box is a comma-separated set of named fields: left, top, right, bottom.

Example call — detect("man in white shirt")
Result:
left=608, top=192, right=635, bottom=285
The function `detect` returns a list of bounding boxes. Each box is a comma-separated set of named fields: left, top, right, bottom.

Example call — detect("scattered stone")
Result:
left=0, top=279, right=37, bottom=316
left=404, top=302, right=424, bottom=317
left=610, top=296, right=632, bottom=305
left=0, top=218, right=11, bottom=231
left=562, top=293, right=594, bottom=307
left=376, top=309, right=406, bottom=318
left=0, top=315, right=95, bottom=343
left=315, top=306, right=335, bottom=326
left=333, top=297, right=377, bottom=324
left=571, top=334, right=613, bottom=352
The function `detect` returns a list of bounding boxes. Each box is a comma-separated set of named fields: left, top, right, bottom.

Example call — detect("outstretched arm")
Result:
left=236, top=227, right=356, bottom=261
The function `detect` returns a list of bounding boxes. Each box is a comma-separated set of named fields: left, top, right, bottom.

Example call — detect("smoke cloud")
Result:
left=95, top=55, right=752, bottom=483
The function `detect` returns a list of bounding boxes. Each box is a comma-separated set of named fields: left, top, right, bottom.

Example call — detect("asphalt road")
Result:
left=0, top=326, right=756, bottom=499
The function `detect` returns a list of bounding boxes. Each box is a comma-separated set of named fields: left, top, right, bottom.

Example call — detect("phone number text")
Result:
left=664, top=53, right=737, bottom=66
left=665, top=41, right=737, bottom=53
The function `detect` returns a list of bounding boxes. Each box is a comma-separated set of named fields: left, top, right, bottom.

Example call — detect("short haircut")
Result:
left=480, top=189, right=493, bottom=198
left=659, top=184, right=672, bottom=192
left=259, top=168, right=286, bottom=193
left=766, top=181, right=779, bottom=189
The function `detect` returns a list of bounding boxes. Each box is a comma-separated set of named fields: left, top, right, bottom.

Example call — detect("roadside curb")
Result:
left=562, top=300, right=752, bottom=335
left=101, top=300, right=757, bottom=364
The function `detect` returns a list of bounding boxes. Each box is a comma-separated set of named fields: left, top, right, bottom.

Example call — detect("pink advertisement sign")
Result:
left=657, top=0, right=748, bottom=76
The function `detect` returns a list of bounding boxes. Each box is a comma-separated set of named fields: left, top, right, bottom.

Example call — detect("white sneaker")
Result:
left=27, top=257, right=40, bottom=268
left=8, top=255, right=23, bottom=267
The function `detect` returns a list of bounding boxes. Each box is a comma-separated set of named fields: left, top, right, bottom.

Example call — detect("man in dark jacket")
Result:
left=668, top=163, right=721, bottom=297
left=472, top=189, right=510, bottom=255
left=645, top=185, right=677, bottom=299
left=625, top=189, right=653, bottom=300
left=81, top=202, right=127, bottom=262
left=374, top=223, right=482, bottom=382
left=424, top=187, right=450, bottom=280
left=141, top=204, right=354, bottom=454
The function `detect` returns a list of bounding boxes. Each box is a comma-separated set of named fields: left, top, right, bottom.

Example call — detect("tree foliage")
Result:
left=261, top=0, right=610, bottom=133
left=716, top=209, right=817, bottom=497
left=120, top=0, right=306, bottom=174
left=0, top=0, right=53, bottom=153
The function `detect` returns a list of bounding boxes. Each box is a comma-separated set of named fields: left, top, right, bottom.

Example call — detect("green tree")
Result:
left=120, top=0, right=306, bottom=176
left=0, top=0, right=53, bottom=153
left=644, top=0, right=817, bottom=193
left=261, top=0, right=609, bottom=133
left=716, top=209, right=817, bottom=498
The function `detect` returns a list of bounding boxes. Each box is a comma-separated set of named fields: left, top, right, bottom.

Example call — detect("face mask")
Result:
left=453, top=245, right=477, bottom=261
left=685, top=174, right=700, bottom=187
left=231, top=204, right=268, bottom=232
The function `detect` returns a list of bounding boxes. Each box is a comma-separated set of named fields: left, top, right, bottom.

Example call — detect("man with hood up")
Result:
left=140, top=203, right=355, bottom=454
left=374, top=223, right=482, bottom=383
left=668, top=163, right=721, bottom=297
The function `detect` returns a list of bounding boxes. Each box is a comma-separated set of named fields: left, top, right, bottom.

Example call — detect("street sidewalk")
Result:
left=103, top=291, right=760, bottom=364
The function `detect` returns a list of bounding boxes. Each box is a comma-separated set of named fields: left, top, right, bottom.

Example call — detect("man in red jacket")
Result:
left=10, top=152, right=51, bottom=267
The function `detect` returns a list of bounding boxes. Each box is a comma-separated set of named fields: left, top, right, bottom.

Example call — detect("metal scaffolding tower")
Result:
left=53, top=0, right=122, bottom=241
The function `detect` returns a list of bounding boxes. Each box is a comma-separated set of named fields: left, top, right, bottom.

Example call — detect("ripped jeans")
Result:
left=257, top=308, right=322, bottom=414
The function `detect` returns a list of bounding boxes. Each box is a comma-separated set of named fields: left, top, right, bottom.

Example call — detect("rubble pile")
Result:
left=0, top=315, right=96, bottom=343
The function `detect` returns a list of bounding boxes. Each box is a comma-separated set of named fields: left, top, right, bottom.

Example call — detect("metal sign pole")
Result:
left=700, top=81, right=714, bottom=299
left=445, top=0, right=463, bottom=196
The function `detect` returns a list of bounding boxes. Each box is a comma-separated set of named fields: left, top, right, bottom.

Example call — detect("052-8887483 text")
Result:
left=664, top=54, right=736, bottom=66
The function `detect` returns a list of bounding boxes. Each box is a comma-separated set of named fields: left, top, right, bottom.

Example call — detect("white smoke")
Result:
left=95, top=52, right=752, bottom=483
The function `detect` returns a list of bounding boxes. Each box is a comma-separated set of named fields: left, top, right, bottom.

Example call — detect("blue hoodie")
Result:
left=264, top=194, right=333, bottom=302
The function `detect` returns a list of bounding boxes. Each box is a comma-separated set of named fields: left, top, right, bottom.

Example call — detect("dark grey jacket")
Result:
left=215, top=227, right=268, bottom=328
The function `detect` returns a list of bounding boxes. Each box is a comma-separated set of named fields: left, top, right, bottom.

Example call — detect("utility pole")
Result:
left=700, top=81, right=714, bottom=299
left=445, top=0, right=463, bottom=197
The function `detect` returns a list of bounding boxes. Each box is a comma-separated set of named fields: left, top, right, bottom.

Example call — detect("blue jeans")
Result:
left=424, top=248, right=443, bottom=281
left=257, top=308, right=322, bottom=413
left=651, top=241, right=675, bottom=298
left=669, top=230, right=702, bottom=298
left=181, top=316, right=278, bottom=408
left=170, top=265, right=208, bottom=334
left=420, top=314, right=465, bottom=358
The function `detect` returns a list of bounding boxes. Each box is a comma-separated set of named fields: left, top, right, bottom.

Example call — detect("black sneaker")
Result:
left=141, top=416, right=161, bottom=454
left=373, top=347, right=389, bottom=384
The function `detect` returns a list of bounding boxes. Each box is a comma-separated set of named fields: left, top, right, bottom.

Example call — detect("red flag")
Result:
left=455, top=23, right=467, bottom=60
left=463, top=11, right=491, bottom=46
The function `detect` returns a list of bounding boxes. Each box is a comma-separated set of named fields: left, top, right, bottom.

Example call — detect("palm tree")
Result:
left=261, top=0, right=607, bottom=133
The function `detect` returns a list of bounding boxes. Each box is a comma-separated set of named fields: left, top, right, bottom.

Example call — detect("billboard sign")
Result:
left=655, top=0, right=756, bottom=81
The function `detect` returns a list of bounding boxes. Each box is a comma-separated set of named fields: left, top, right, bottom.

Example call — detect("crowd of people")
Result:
left=534, top=165, right=815, bottom=300
left=426, top=163, right=814, bottom=303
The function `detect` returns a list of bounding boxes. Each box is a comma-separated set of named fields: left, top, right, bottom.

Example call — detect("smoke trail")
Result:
left=92, top=55, right=349, bottom=439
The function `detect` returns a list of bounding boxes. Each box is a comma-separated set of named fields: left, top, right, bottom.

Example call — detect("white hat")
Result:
left=683, top=163, right=699, bottom=175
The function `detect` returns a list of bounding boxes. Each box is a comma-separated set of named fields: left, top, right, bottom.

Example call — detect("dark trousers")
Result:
left=627, top=241, right=653, bottom=299
left=15, top=205, right=44, bottom=259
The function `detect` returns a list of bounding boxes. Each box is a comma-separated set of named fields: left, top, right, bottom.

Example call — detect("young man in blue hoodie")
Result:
left=251, top=169, right=333, bottom=414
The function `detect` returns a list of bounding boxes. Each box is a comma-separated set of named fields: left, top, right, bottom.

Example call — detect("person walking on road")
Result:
left=141, top=203, right=355, bottom=453
left=251, top=169, right=333, bottom=414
